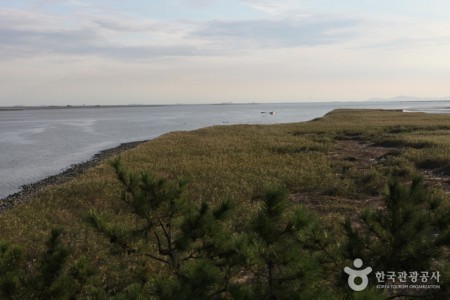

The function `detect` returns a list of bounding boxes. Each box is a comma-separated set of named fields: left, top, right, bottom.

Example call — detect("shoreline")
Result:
left=1, top=107, right=449, bottom=213
left=0, top=140, right=148, bottom=212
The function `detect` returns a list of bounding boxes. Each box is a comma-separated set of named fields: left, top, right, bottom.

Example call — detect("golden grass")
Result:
left=0, top=109, right=449, bottom=292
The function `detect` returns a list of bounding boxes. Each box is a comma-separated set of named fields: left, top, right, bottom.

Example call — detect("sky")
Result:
left=1, top=0, right=450, bottom=106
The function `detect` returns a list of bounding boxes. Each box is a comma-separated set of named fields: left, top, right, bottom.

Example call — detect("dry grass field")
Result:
left=0, top=109, right=449, bottom=298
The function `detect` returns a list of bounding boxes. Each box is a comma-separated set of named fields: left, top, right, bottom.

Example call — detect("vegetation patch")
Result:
left=385, top=124, right=450, bottom=134
left=416, top=158, right=450, bottom=170
left=376, top=150, right=401, bottom=162
left=271, top=145, right=326, bottom=154
left=372, top=138, right=434, bottom=149
left=436, top=164, right=450, bottom=176
left=0, top=109, right=449, bottom=299
left=334, top=130, right=367, bottom=141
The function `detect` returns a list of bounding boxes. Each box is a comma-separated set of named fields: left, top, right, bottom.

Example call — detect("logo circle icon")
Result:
left=344, top=258, right=373, bottom=291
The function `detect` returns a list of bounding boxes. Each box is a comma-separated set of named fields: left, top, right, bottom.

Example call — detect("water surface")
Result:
left=1, top=101, right=449, bottom=199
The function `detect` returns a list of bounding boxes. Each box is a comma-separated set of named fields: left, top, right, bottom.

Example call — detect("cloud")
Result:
left=0, top=8, right=209, bottom=60
left=193, top=16, right=361, bottom=48
left=239, top=0, right=302, bottom=15
left=0, top=7, right=362, bottom=60
left=357, top=36, right=450, bottom=51
left=0, top=26, right=210, bottom=59
left=5, top=0, right=449, bottom=60
left=86, top=15, right=159, bottom=32
left=0, top=8, right=62, bottom=31
left=349, top=19, right=450, bottom=51
left=0, top=27, right=95, bottom=55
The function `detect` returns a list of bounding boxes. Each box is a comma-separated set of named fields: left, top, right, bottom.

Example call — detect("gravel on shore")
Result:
left=0, top=140, right=148, bottom=213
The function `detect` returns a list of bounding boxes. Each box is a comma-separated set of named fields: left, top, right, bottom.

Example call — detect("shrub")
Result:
left=343, top=177, right=450, bottom=298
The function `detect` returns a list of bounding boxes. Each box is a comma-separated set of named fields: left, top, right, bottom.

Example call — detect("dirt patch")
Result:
left=330, top=140, right=450, bottom=195
left=330, top=140, right=392, bottom=171
left=290, top=192, right=384, bottom=221
left=421, top=170, right=450, bottom=195
left=291, top=140, right=450, bottom=217
left=414, top=159, right=450, bottom=192
left=372, top=139, right=433, bottom=149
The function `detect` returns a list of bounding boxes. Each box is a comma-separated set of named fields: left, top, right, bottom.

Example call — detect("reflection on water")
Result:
left=1, top=101, right=449, bottom=199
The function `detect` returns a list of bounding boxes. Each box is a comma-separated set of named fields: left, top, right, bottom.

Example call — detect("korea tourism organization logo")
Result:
left=344, top=258, right=372, bottom=291
left=344, top=259, right=441, bottom=292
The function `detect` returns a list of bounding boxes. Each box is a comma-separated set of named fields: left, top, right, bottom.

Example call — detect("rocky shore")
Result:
left=0, top=140, right=148, bottom=212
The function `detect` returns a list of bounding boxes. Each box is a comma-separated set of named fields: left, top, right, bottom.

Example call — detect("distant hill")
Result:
left=368, top=95, right=450, bottom=102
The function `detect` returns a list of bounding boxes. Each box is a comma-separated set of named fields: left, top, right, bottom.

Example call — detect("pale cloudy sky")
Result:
left=1, top=0, right=450, bottom=105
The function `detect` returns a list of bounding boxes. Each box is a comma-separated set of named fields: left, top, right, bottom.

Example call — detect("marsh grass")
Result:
left=0, top=109, right=449, bottom=296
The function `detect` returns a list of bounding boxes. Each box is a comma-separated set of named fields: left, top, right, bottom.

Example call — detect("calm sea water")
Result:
left=1, top=101, right=449, bottom=199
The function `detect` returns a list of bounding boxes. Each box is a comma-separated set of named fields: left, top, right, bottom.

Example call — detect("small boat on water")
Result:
left=261, top=111, right=277, bottom=115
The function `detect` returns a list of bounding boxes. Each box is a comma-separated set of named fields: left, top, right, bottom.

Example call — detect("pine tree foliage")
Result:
left=88, top=158, right=238, bottom=299
left=38, top=228, right=69, bottom=295
left=29, top=228, right=95, bottom=299
left=343, top=176, right=450, bottom=298
left=88, top=159, right=333, bottom=299
left=0, top=241, right=22, bottom=298
left=239, top=187, right=331, bottom=299
left=0, top=228, right=95, bottom=299
left=344, top=176, right=449, bottom=271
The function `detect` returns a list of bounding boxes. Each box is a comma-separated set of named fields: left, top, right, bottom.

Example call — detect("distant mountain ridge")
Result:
left=368, top=96, right=450, bottom=102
